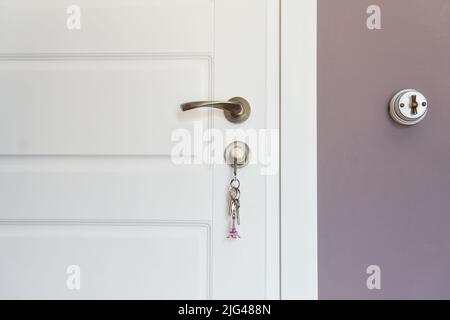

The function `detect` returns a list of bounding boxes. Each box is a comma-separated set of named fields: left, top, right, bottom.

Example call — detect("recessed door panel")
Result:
left=0, top=224, right=209, bottom=299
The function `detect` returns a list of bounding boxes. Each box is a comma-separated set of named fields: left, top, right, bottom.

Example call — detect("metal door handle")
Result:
left=181, top=97, right=251, bottom=124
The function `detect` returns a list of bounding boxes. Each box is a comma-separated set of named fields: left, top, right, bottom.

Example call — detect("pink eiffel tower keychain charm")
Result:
left=227, top=198, right=241, bottom=239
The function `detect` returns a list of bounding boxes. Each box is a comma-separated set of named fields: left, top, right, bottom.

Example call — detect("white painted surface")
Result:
left=0, top=59, right=209, bottom=155
left=0, top=0, right=213, bottom=53
left=212, top=0, right=280, bottom=299
left=0, top=223, right=209, bottom=300
left=0, top=0, right=279, bottom=299
left=281, top=0, right=318, bottom=299
left=0, top=157, right=212, bottom=221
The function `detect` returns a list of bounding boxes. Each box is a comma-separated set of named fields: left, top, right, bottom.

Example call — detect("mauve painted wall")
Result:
left=318, top=0, right=450, bottom=299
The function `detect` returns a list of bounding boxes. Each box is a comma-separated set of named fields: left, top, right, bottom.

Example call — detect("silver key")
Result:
left=235, top=199, right=241, bottom=225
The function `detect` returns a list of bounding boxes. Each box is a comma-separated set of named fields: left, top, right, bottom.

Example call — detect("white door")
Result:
left=0, top=0, right=279, bottom=299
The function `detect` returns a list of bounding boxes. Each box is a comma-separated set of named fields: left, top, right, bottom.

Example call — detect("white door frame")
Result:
left=265, top=0, right=282, bottom=300
left=281, top=0, right=318, bottom=299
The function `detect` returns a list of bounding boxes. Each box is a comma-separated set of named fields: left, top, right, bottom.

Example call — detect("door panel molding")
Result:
left=0, top=222, right=211, bottom=299
left=0, top=57, right=211, bottom=155
left=0, top=0, right=214, bottom=53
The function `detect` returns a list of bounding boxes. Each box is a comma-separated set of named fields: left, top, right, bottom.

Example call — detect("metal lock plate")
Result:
left=224, top=141, right=251, bottom=168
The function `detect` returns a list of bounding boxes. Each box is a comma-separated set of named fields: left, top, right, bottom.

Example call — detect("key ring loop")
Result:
left=230, top=178, right=241, bottom=189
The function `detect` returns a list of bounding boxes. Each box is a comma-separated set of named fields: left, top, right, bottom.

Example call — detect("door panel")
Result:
left=0, top=59, right=209, bottom=155
left=0, top=0, right=279, bottom=299
left=0, top=0, right=213, bottom=53
left=0, top=224, right=209, bottom=299
left=0, top=157, right=211, bottom=221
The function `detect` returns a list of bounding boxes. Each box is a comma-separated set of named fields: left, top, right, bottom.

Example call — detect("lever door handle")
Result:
left=181, top=97, right=251, bottom=124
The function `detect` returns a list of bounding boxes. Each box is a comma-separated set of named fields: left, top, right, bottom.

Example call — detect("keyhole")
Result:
left=411, top=95, right=419, bottom=115
left=390, top=89, right=429, bottom=126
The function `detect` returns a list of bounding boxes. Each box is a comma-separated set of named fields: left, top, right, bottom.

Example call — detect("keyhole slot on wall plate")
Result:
left=224, top=141, right=251, bottom=168
left=390, top=89, right=429, bottom=126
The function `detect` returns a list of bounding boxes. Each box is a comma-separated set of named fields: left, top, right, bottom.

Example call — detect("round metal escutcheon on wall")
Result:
left=390, top=89, right=429, bottom=126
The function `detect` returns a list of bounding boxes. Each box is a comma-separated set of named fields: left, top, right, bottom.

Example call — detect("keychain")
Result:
left=227, top=160, right=241, bottom=239
left=224, top=141, right=250, bottom=240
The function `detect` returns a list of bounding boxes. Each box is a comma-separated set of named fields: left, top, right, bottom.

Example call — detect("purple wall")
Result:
left=318, top=0, right=450, bottom=299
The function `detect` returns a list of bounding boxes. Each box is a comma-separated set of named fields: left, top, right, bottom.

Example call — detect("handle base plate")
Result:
left=225, top=97, right=251, bottom=124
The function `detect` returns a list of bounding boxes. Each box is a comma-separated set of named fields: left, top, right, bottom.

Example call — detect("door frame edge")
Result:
left=280, top=0, right=318, bottom=300
left=265, top=0, right=281, bottom=300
